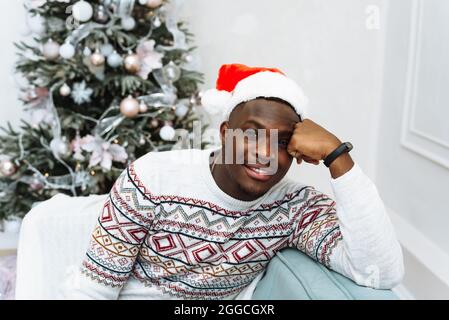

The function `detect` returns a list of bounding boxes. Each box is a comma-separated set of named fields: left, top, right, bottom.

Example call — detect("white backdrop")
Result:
left=3, top=0, right=449, bottom=298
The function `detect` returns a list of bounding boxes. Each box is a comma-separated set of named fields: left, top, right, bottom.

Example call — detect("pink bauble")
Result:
left=43, top=40, right=60, bottom=60
left=139, top=101, right=148, bottom=113
left=90, top=51, right=105, bottom=66
left=146, top=0, right=163, bottom=8
left=120, top=96, right=140, bottom=118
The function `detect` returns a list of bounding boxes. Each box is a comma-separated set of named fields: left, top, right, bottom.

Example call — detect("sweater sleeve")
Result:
left=61, top=165, right=158, bottom=299
left=289, top=162, right=404, bottom=289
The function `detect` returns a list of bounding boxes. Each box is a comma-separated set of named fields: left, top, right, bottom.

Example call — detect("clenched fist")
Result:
left=287, top=119, right=354, bottom=178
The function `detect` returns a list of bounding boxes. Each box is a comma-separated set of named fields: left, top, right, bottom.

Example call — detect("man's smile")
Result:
left=243, top=163, right=273, bottom=182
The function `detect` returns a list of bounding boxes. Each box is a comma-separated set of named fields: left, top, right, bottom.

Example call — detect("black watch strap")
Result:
left=323, top=142, right=353, bottom=167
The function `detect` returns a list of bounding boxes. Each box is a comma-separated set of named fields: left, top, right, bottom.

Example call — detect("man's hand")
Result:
left=287, top=119, right=354, bottom=179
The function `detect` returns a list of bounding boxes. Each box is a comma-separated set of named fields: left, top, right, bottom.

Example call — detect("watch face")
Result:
left=346, top=142, right=353, bottom=151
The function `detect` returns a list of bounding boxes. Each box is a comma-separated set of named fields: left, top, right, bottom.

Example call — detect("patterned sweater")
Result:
left=62, top=147, right=404, bottom=300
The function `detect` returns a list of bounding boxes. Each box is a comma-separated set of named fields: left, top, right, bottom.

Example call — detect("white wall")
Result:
left=180, top=0, right=387, bottom=195
left=0, top=1, right=27, bottom=127
left=378, top=0, right=449, bottom=299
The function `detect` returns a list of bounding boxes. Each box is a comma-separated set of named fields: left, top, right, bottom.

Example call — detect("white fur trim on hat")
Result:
left=200, top=88, right=232, bottom=115
left=224, top=71, right=309, bottom=121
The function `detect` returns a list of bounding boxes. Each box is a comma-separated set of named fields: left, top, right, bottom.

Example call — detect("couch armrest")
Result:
left=253, top=248, right=399, bottom=300
left=15, top=194, right=106, bottom=299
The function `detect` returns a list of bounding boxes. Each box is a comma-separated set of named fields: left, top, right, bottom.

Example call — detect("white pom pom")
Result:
left=200, top=89, right=232, bottom=115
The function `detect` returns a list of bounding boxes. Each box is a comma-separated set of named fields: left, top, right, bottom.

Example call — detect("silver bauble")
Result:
left=0, top=160, right=17, bottom=177
left=107, top=51, right=123, bottom=68
left=94, top=5, right=110, bottom=23
left=163, top=61, right=181, bottom=82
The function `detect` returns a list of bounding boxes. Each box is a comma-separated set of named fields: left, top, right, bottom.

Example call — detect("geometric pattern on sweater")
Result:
left=80, top=162, right=343, bottom=299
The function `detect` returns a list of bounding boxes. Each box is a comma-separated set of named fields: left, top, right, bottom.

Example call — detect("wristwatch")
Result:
left=323, top=142, right=353, bottom=167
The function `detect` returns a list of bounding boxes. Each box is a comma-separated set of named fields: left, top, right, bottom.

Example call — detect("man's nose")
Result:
left=256, top=137, right=275, bottom=164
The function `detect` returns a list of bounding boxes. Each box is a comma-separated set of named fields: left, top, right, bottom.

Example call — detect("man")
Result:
left=63, top=64, right=404, bottom=299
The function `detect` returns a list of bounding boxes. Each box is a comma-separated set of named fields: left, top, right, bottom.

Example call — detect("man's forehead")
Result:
left=231, top=99, right=299, bottom=129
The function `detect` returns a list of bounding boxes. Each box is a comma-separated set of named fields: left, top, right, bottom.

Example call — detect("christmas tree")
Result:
left=0, top=0, right=206, bottom=222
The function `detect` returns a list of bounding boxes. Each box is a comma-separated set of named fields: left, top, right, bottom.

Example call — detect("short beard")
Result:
left=235, top=176, right=266, bottom=199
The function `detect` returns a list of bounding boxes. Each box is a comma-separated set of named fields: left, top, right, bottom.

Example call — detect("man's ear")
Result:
left=219, top=121, right=229, bottom=145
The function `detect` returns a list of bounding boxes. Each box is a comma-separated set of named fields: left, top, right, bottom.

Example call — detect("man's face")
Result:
left=219, top=98, right=300, bottom=198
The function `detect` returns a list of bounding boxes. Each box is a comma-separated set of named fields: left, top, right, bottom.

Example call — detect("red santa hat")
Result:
left=201, top=63, right=308, bottom=120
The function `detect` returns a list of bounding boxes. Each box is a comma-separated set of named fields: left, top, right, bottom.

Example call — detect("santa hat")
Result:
left=201, top=63, right=308, bottom=120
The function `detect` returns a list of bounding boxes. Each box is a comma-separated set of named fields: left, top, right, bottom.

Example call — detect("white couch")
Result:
left=15, top=193, right=107, bottom=299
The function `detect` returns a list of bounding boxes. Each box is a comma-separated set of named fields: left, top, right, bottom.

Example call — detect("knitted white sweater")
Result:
left=61, top=147, right=404, bottom=300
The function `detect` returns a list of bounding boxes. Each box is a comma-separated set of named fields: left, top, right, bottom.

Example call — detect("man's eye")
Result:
left=278, top=139, right=289, bottom=148
left=245, top=129, right=258, bottom=137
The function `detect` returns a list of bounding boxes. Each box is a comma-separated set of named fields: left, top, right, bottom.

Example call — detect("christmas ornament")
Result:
left=121, top=16, right=136, bottom=30
left=71, top=81, right=93, bottom=104
left=29, top=176, right=44, bottom=191
left=59, top=42, right=75, bottom=59
left=90, top=50, right=105, bottom=66
left=80, top=135, right=128, bottom=171
left=124, top=53, right=141, bottom=73
left=107, top=51, right=123, bottom=68
left=145, top=0, right=163, bottom=9
left=190, top=92, right=202, bottom=106
left=120, top=96, right=140, bottom=118
left=159, top=124, right=175, bottom=141
left=72, top=0, right=94, bottom=22
left=43, top=39, right=60, bottom=60
left=139, top=101, right=148, bottom=113
left=145, top=10, right=155, bottom=19
left=94, top=4, right=110, bottom=23
left=183, top=54, right=193, bottom=63
left=100, top=43, right=114, bottom=57
left=50, top=137, right=71, bottom=158
left=150, top=119, right=159, bottom=128
left=182, top=53, right=200, bottom=71
left=152, top=16, right=161, bottom=28
left=162, top=61, right=181, bottom=82
left=136, top=39, right=163, bottom=79
left=175, top=103, right=189, bottom=118
left=70, top=134, right=85, bottom=161
left=139, top=135, right=146, bottom=145
left=59, top=83, right=71, bottom=96
left=26, top=13, right=46, bottom=35
left=83, top=46, right=92, bottom=57
left=0, top=159, right=17, bottom=177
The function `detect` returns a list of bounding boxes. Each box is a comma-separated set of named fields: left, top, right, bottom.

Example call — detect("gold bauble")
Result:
left=124, top=54, right=141, bottom=74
